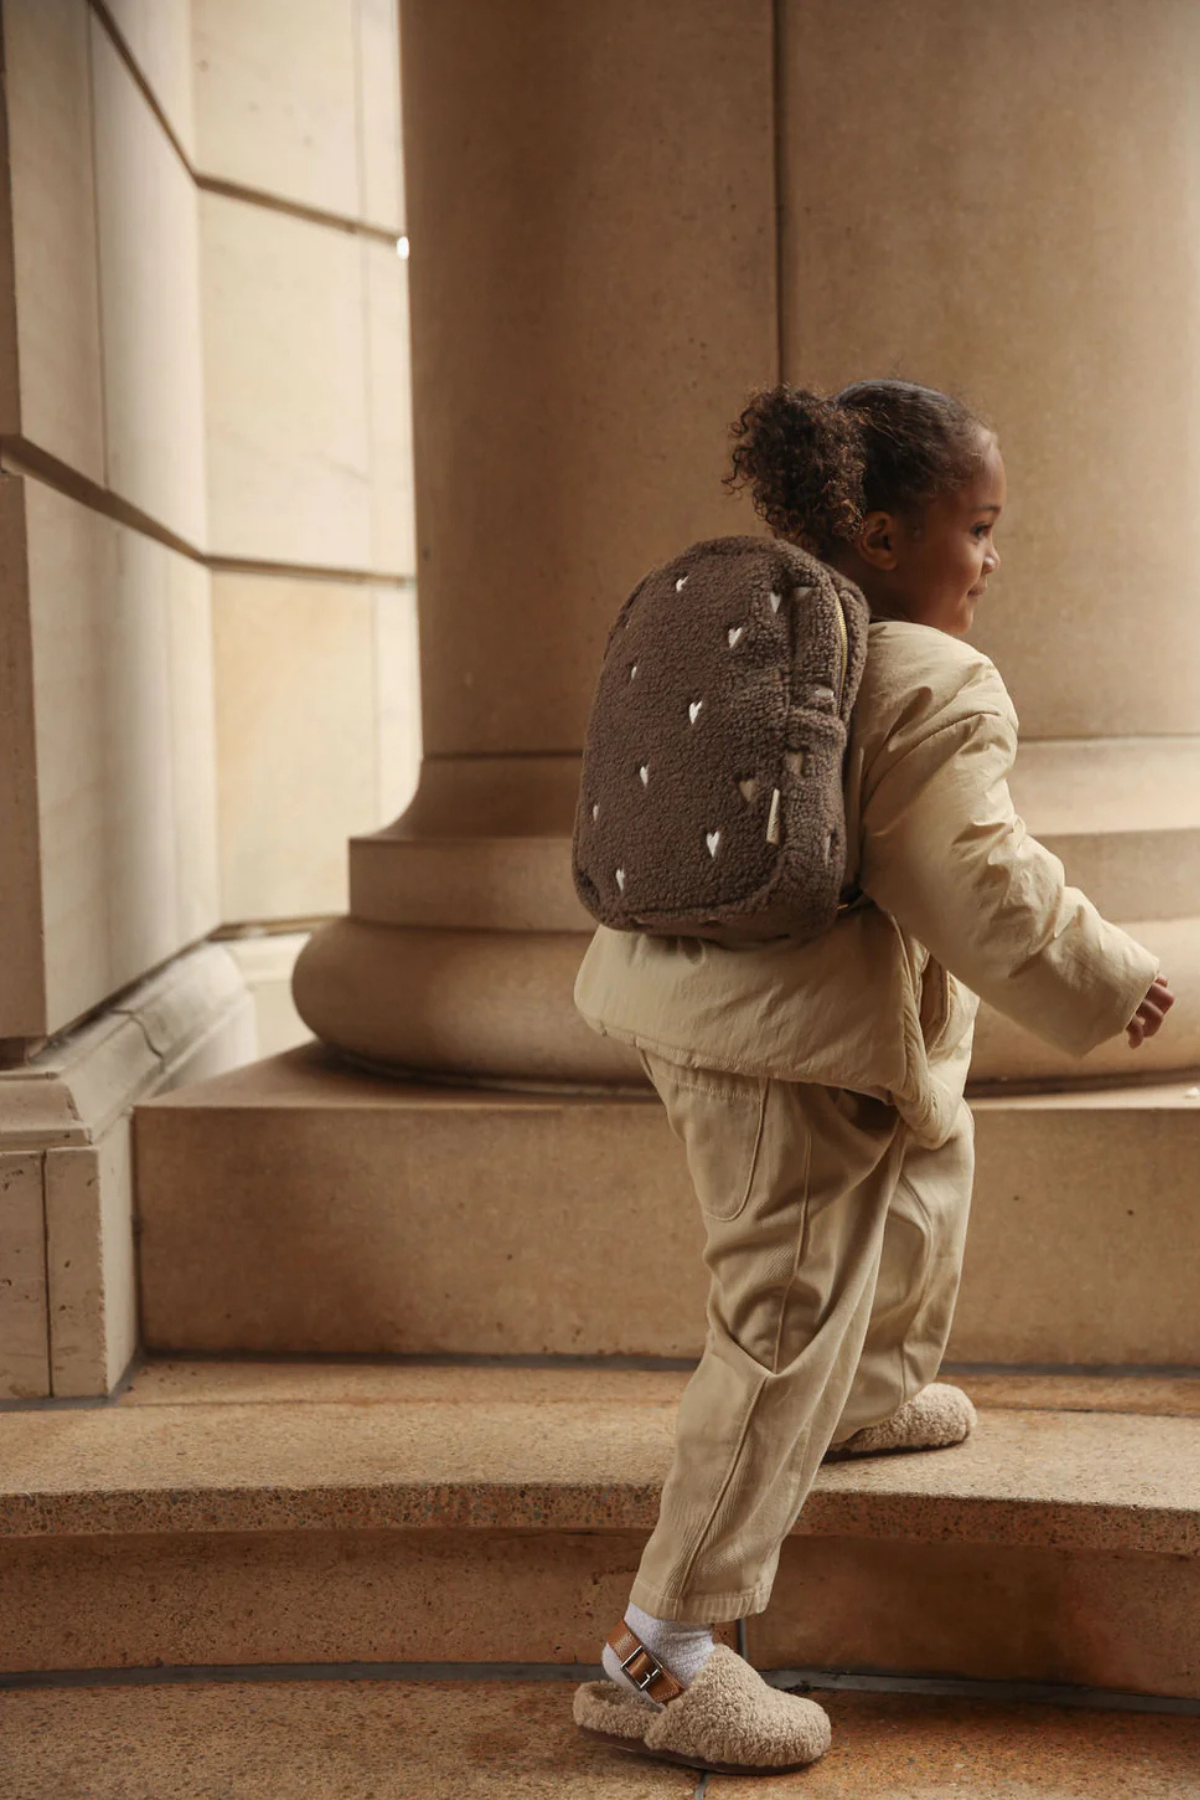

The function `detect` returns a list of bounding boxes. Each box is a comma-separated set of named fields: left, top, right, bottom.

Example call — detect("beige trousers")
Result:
left=630, top=1051, right=975, bottom=1625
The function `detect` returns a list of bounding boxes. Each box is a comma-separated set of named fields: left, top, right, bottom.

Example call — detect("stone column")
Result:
left=295, top=0, right=1200, bottom=1085
left=774, top=0, right=1200, bottom=1081
left=293, top=0, right=778, bottom=1081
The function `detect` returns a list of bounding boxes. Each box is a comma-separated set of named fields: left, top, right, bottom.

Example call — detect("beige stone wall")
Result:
left=392, top=0, right=1200, bottom=779
left=0, top=0, right=419, bottom=1051
left=779, top=0, right=1200, bottom=741
left=0, top=0, right=417, bottom=1394
left=0, top=0, right=213, bottom=1045
left=396, top=0, right=1200, bottom=772
left=195, top=0, right=419, bottom=930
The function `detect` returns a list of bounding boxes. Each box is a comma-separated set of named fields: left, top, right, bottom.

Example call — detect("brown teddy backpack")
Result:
left=572, top=534, right=871, bottom=943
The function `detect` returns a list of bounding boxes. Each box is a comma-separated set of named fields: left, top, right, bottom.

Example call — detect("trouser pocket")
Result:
left=644, top=1056, right=769, bottom=1224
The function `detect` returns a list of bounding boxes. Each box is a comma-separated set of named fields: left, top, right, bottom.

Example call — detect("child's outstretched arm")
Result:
left=857, top=670, right=1170, bottom=1059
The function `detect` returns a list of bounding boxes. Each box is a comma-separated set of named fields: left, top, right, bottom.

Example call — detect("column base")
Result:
left=296, top=739, right=1200, bottom=1090
left=292, top=916, right=642, bottom=1086
left=294, top=910, right=1200, bottom=1093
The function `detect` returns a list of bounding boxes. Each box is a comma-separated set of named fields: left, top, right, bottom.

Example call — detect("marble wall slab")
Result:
left=104, top=0, right=196, bottom=158
left=192, top=0, right=358, bottom=216
left=212, top=573, right=419, bottom=921
left=213, top=573, right=382, bottom=920
left=356, top=0, right=405, bottom=233
left=200, top=194, right=371, bottom=569
left=192, top=0, right=403, bottom=230
left=0, top=0, right=106, bottom=482
left=91, top=11, right=207, bottom=548
left=372, top=580, right=422, bottom=825
left=364, top=237, right=416, bottom=578
left=0, top=479, right=44, bottom=1037
left=23, top=478, right=219, bottom=1036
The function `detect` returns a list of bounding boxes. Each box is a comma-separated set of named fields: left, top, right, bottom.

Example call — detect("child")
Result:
left=570, top=380, right=1176, bottom=1777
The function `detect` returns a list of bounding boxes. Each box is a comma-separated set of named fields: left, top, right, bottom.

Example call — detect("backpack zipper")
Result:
left=833, top=593, right=855, bottom=914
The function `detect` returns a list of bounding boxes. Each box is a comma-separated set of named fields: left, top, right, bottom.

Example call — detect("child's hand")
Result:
left=1127, top=974, right=1175, bottom=1048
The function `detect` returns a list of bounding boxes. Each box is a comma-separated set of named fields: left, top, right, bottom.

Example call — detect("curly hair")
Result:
left=724, top=379, right=990, bottom=557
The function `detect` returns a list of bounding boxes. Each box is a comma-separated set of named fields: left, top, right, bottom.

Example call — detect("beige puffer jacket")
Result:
left=574, top=618, right=1160, bottom=1149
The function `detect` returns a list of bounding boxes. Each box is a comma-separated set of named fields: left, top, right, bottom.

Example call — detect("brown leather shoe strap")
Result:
left=606, top=1620, right=686, bottom=1704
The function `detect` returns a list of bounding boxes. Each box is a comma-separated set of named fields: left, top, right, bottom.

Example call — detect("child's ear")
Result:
left=857, top=511, right=899, bottom=572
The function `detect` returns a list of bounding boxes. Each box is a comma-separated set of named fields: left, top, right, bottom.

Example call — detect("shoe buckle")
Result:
left=620, top=1643, right=664, bottom=1692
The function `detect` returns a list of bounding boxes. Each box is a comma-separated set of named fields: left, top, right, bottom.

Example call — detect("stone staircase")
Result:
left=128, top=1047, right=1200, bottom=1367
left=5, top=1667, right=1198, bottom=1798
left=4, top=1041, right=1200, bottom=1791
left=2, top=1356, right=1200, bottom=1689
left=4, top=730, right=1200, bottom=1789
left=2, top=1357, right=1200, bottom=1794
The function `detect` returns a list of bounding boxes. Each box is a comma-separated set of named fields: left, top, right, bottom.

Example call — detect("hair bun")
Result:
left=724, top=384, right=867, bottom=555
left=724, top=379, right=987, bottom=556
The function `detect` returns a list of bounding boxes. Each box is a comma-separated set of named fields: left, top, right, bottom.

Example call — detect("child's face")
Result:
left=845, top=433, right=1006, bottom=637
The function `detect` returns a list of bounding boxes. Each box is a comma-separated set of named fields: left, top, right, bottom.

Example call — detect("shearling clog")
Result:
left=825, top=1380, right=977, bottom=1460
left=573, top=1645, right=831, bottom=1774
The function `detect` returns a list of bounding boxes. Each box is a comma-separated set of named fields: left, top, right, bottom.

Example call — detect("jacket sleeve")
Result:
left=857, top=685, right=1160, bottom=1058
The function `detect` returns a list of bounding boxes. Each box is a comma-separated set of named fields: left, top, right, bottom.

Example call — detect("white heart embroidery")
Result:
left=706, top=830, right=721, bottom=857
left=615, top=868, right=626, bottom=892
left=688, top=700, right=703, bottom=724
left=675, top=575, right=689, bottom=592
left=770, top=591, right=783, bottom=613
left=727, top=626, right=745, bottom=648
left=639, top=764, right=649, bottom=786
left=737, top=777, right=758, bottom=803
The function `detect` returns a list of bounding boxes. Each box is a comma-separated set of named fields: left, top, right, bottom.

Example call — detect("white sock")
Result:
left=601, top=1600, right=716, bottom=1706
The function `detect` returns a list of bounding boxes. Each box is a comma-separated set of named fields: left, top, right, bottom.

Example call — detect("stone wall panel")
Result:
left=24, top=479, right=219, bottom=1038
left=1, top=0, right=105, bottom=480
left=364, top=238, right=416, bottom=577
left=356, top=0, right=405, bottom=232
left=200, top=193, right=372, bottom=568
left=105, top=0, right=196, bottom=158
left=91, top=11, right=207, bottom=547
left=213, top=573, right=380, bottom=921
left=192, top=0, right=360, bottom=217
left=779, top=0, right=1200, bottom=739
left=0, top=478, right=44, bottom=1036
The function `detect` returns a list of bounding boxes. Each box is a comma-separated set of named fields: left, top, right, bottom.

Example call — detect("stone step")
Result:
left=134, top=1047, right=1200, bottom=1363
left=9, top=1673, right=1200, bottom=1799
left=3, top=1669, right=1198, bottom=1798
left=1, top=1362, right=1198, bottom=1707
